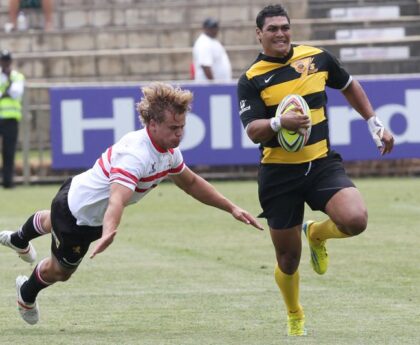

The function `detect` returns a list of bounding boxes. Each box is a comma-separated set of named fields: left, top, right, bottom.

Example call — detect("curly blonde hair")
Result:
left=137, top=82, right=193, bottom=126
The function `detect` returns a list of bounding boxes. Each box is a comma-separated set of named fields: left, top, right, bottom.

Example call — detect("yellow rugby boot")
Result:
left=303, top=221, right=329, bottom=275
left=287, top=314, right=306, bottom=336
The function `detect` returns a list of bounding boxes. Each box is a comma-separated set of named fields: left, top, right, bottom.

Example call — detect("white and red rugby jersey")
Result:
left=68, top=128, right=185, bottom=226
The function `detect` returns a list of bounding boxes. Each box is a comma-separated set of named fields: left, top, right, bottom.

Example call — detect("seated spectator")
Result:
left=8, top=0, right=53, bottom=31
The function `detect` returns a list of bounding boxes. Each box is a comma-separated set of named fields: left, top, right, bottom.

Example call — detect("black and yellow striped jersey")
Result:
left=237, top=44, right=351, bottom=164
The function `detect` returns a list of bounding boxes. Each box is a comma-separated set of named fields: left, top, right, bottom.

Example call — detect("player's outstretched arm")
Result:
left=90, top=183, right=134, bottom=258
left=171, top=167, right=264, bottom=231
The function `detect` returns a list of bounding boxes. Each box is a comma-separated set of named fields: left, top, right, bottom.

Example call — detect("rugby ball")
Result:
left=275, top=94, right=312, bottom=152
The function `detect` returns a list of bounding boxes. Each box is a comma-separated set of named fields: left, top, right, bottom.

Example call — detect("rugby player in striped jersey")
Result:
left=237, top=4, right=394, bottom=336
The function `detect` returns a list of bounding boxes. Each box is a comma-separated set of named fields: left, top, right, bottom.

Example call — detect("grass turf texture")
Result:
left=0, top=178, right=419, bottom=344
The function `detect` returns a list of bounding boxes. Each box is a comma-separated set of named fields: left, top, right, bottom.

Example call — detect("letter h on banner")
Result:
left=61, top=98, right=135, bottom=154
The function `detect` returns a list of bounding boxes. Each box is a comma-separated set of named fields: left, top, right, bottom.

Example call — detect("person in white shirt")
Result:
left=192, top=18, right=232, bottom=82
left=0, top=82, right=263, bottom=325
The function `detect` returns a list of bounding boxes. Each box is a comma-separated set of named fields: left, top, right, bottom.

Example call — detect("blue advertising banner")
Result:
left=328, top=77, right=420, bottom=161
left=50, top=78, right=420, bottom=169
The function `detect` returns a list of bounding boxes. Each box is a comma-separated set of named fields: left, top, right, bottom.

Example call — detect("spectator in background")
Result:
left=192, top=17, right=232, bottom=82
left=8, top=0, right=54, bottom=31
left=0, top=49, right=25, bottom=189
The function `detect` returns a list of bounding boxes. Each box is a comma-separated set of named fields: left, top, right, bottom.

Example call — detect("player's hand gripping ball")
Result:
left=275, top=94, right=312, bottom=152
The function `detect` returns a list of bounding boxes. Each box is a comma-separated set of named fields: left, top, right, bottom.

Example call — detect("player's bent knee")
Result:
left=52, top=262, right=77, bottom=282
left=278, top=254, right=300, bottom=275
left=39, top=210, right=52, bottom=232
left=40, top=259, right=76, bottom=282
left=59, top=272, right=73, bottom=282
left=55, top=268, right=75, bottom=282
left=341, top=212, right=368, bottom=236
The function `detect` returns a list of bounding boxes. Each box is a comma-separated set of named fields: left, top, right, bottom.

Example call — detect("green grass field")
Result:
left=0, top=178, right=419, bottom=345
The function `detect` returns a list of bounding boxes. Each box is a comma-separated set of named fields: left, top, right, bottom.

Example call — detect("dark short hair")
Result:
left=203, top=17, right=219, bottom=29
left=256, top=4, right=290, bottom=29
left=0, top=49, right=12, bottom=61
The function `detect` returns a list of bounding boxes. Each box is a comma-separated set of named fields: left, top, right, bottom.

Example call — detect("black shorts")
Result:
left=50, top=178, right=102, bottom=269
left=258, top=151, right=355, bottom=229
left=19, top=0, right=42, bottom=9
left=20, top=0, right=41, bottom=9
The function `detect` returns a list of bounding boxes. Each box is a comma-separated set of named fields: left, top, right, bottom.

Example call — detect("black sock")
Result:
left=20, top=263, right=50, bottom=303
left=10, top=213, right=44, bottom=249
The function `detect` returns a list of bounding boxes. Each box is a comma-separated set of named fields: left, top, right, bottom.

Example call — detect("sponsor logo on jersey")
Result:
left=148, top=162, right=156, bottom=174
left=264, top=74, right=276, bottom=83
left=291, top=57, right=318, bottom=76
left=239, top=100, right=251, bottom=115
